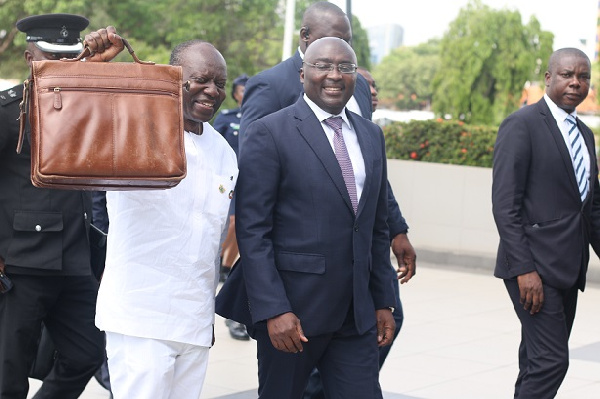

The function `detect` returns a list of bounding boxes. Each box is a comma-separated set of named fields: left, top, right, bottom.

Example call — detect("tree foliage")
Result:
left=374, top=39, right=440, bottom=110
left=0, top=0, right=373, bottom=110
left=350, top=15, right=370, bottom=70
left=431, top=0, right=553, bottom=125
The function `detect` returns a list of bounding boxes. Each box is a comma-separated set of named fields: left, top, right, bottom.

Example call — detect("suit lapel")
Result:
left=293, top=99, right=355, bottom=215
left=538, top=100, right=581, bottom=198
left=347, top=111, right=374, bottom=217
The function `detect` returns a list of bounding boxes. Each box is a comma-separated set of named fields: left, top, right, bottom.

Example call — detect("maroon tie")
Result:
left=324, top=116, right=358, bottom=214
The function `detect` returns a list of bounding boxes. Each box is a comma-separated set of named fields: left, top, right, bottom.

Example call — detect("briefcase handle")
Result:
left=70, top=37, right=155, bottom=65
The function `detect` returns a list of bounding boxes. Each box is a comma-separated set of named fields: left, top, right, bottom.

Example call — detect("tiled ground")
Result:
left=28, top=263, right=600, bottom=398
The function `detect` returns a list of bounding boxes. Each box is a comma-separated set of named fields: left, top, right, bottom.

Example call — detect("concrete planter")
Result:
left=387, top=159, right=600, bottom=283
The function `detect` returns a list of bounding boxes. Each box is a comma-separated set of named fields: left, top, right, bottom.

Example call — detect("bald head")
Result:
left=299, top=1, right=352, bottom=52
left=547, top=48, right=590, bottom=74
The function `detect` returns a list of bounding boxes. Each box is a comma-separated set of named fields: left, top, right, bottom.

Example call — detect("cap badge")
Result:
left=60, top=26, right=69, bottom=38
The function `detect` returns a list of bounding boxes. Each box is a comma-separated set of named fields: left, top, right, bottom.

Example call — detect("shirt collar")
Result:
left=303, top=94, right=352, bottom=130
left=544, top=93, right=578, bottom=123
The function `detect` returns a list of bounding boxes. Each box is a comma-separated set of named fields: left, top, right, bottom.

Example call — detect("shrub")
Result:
left=383, top=119, right=497, bottom=168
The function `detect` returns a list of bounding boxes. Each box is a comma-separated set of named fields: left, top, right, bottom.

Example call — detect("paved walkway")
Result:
left=28, top=263, right=600, bottom=398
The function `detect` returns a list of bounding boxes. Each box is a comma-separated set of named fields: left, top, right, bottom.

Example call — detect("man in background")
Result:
left=492, top=47, right=600, bottom=398
left=357, top=67, right=379, bottom=112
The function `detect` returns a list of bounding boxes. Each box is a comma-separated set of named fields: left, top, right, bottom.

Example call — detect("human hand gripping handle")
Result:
left=376, top=308, right=396, bottom=347
left=267, top=312, right=308, bottom=353
left=517, top=270, right=544, bottom=315
left=391, top=233, right=416, bottom=284
left=83, top=26, right=124, bottom=62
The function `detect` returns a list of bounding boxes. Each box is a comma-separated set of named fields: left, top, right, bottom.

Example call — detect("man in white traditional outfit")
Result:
left=86, top=28, right=238, bottom=399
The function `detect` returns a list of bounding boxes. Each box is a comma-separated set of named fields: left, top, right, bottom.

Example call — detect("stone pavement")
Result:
left=28, top=262, right=600, bottom=398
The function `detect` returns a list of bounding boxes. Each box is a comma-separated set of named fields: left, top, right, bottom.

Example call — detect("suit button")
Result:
left=35, top=225, right=42, bottom=232
left=354, top=226, right=359, bottom=232
left=84, top=212, right=88, bottom=220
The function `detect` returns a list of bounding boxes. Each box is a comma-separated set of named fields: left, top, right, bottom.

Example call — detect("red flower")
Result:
left=410, top=151, right=418, bottom=159
left=461, top=148, right=467, bottom=153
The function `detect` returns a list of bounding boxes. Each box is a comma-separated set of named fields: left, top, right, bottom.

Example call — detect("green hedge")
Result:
left=383, top=119, right=498, bottom=168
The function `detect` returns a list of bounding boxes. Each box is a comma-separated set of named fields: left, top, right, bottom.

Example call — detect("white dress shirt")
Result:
left=304, top=94, right=366, bottom=202
left=96, top=123, right=238, bottom=347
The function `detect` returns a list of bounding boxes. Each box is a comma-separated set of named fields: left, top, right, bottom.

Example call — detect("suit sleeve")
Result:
left=355, top=74, right=373, bottom=120
left=492, top=114, right=536, bottom=278
left=369, top=126, right=398, bottom=309
left=386, top=181, right=409, bottom=238
left=239, top=75, right=282, bottom=155
left=584, top=129, right=600, bottom=256
left=235, top=119, right=292, bottom=323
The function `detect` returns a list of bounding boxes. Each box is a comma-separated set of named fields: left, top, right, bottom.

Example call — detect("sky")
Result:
left=330, top=0, right=599, bottom=60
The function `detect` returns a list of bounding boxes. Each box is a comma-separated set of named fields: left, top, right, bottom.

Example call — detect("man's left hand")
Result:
left=391, top=233, right=416, bottom=283
left=376, top=308, right=395, bottom=347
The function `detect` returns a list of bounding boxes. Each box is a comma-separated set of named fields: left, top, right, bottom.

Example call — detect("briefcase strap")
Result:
left=16, top=79, right=30, bottom=154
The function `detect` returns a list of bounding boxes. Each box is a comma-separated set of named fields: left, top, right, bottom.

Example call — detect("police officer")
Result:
left=0, top=14, right=106, bottom=399
left=213, top=73, right=248, bottom=156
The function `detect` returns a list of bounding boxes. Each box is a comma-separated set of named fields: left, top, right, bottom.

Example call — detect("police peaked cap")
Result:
left=16, top=13, right=89, bottom=54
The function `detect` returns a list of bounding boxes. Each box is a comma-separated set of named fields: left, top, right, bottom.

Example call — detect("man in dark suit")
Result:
left=0, top=14, right=106, bottom=399
left=219, top=36, right=396, bottom=399
left=492, top=47, right=600, bottom=398
left=239, top=0, right=416, bottom=374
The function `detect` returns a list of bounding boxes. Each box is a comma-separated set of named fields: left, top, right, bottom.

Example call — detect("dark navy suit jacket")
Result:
left=217, top=98, right=396, bottom=336
left=492, top=98, right=600, bottom=291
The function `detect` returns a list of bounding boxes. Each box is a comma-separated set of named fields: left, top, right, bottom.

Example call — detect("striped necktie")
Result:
left=324, top=116, right=358, bottom=214
left=566, top=115, right=589, bottom=202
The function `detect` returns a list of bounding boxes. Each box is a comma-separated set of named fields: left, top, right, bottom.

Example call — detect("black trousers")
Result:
left=504, top=278, right=578, bottom=399
left=256, top=309, right=382, bottom=399
left=0, top=273, right=104, bottom=399
left=303, top=281, right=404, bottom=399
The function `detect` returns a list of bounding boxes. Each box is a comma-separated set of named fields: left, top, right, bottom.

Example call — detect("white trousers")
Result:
left=105, top=332, right=210, bottom=399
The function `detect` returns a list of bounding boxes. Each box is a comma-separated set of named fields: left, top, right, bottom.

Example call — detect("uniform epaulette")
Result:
left=0, top=85, right=23, bottom=107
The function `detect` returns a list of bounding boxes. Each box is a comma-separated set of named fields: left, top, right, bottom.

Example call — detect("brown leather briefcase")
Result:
left=17, top=39, right=186, bottom=190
